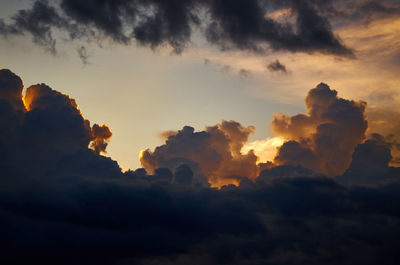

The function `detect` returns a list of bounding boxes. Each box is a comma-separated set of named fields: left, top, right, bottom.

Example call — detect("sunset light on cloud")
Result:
left=241, top=136, right=285, bottom=163
left=1, top=0, right=400, bottom=264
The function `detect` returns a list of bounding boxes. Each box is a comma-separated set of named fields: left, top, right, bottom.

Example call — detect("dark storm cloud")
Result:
left=267, top=59, right=288, bottom=73
left=6, top=0, right=70, bottom=54
left=1, top=69, right=400, bottom=264
left=0, top=0, right=363, bottom=56
left=2, top=168, right=400, bottom=265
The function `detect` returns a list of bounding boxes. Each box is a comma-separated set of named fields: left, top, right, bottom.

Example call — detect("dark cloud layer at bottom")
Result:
left=1, top=69, right=400, bottom=265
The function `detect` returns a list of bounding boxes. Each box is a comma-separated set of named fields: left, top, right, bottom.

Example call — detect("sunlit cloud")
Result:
left=241, top=136, right=285, bottom=163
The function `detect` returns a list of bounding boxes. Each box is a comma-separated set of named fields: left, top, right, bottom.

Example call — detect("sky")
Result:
left=0, top=0, right=302, bottom=170
left=2, top=0, right=399, bottom=171
left=1, top=1, right=400, bottom=264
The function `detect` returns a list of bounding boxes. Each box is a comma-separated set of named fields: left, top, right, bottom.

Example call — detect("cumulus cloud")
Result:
left=0, top=69, right=115, bottom=178
left=0, top=68, right=25, bottom=112
left=338, top=133, right=400, bottom=185
left=140, top=121, right=259, bottom=187
left=367, top=107, right=400, bottom=166
left=140, top=83, right=397, bottom=182
left=90, top=124, right=112, bottom=154
left=22, top=83, right=113, bottom=155
left=21, top=83, right=93, bottom=164
left=0, top=0, right=364, bottom=56
left=1, top=69, right=400, bottom=265
left=272, top=83, right=368, bottom=176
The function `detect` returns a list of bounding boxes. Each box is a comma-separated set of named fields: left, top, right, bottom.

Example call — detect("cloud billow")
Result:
left=140, top=121, right=259, bottom=187
left=272, top=83, right=368, bottom=177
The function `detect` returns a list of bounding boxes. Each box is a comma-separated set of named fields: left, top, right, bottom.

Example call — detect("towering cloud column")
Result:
left=272, top=83, right=368, bottom=176
left=0, top=69, right=117, bottom=179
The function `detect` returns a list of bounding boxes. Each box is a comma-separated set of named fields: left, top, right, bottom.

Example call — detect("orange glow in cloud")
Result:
left=90, top=124, right=113, bottom=154
left=139, top=148, right=155, bottom=174
left=140, top=121, right=260, bottom=188
left=22, top=88, right=34, bottom=111
left=241, top=136, right=286, bottom=163
left=265, top=8, right=295, bottom=23
left=208, top=176, right=240, bottom=188
left=23, top=84, right=83, bottom=114
left=21, top=83, right=113, bottom=155
left=22, top=96, right=29, bottom=111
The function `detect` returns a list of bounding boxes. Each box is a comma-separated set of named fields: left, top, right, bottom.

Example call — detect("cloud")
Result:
left=173, top=164, right=194, bottom=185
left=76, top=45, right=90, bottom=65
left=1, top=69, right=400, bottom=264
left=0, top=69, right=115, bottom=178
left=192, top=11, right=400, bottom=111
left=203, top=58, right=253, bottom=78
left=272, top=83, right=368, bottom=176
left=337, top=133, right=400, bottom=185
left=2, top=67, right=389, bottom=185
left=140, top=121, right=259, bottom=187
left=90, top=124, right=112, bottom=155
left=367, top=107, right=400, bottom=166
left=0, top=18, right=20, bottom=36
left=0, top=0, right=361, bottom=56
left=267, top=59, right=288, bottom=73
left=241, top=136, right=285, bottom=163
left=6, top=0, right=70, bottom=54
left=0, top=68, right=25, bottom=112
left=140, top=82, right=396, bottom=182
left=329, top=0, right=400, bottom=24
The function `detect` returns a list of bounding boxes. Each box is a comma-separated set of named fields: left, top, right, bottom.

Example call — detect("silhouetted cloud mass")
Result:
left=1, top=69, right=400, bottom=264
left=338, top=133, right=400, bottom=185
left=367, top=108, right=400, bottom=167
